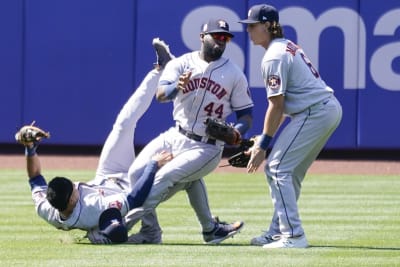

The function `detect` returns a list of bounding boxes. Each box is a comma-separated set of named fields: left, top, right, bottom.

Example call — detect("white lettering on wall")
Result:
left=279, top=7, right=366, bottom=89
left=371, top=9, right=400, bottom=91
left=181, top=5, right=399, bottom=91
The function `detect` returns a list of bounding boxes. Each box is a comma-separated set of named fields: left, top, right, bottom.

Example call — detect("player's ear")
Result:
left=200, top=33, right=205, bottom=41
left=264, top=22, right=271, bottom=32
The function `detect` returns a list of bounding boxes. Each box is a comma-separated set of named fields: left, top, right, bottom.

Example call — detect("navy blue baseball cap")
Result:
left=239, top=4, right=279, bottom=24
left=202, top=19, right=234, bottom=37
left=99, top=208, right=128, bottom=244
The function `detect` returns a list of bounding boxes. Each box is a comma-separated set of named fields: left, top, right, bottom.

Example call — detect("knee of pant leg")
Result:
left=265, top=158, right=295, bottom=178
left=265, top=159, right=278, bottom=178
left=265, top=161, right=294, bottom=186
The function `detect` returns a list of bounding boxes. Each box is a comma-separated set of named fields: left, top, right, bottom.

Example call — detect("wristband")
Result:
left=258, top=134, right=272, bottom=150
left=234, top=119, right=250, bottom=135
left=29, top=175, right=47, bottom=190
left=163, top=82, right=179, bottom=100
left=25, top=144, right=38, bottom=157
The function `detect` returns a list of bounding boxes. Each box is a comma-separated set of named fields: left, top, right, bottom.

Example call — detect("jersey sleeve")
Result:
left=158, top=55, right=186, bottom=86
left=230, top=68, right=254, bottom=111
left=261, top=58, right=289, bottom=98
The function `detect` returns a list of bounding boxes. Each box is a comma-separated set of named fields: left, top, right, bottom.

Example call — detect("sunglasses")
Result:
left=208, top=33, right=231, bottom=42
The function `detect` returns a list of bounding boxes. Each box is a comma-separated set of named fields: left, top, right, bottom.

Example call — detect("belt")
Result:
left=178, top=126, right=216, bottom=145
left=292, top=96, right=332, bottom=115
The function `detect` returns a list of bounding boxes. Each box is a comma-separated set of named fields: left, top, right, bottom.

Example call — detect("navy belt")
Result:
left=178, top=126, right=216, bottom=145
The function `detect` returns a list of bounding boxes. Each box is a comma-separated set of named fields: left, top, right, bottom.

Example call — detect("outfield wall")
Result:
left=1, top=0, right=399, bottom=149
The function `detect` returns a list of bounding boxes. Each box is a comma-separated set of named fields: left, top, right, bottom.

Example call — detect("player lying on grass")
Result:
left=18, top=38, right=244, bottom=245
left=24, top=139, right=171, bottom=243
left=15, top=39, right=174, bottom=244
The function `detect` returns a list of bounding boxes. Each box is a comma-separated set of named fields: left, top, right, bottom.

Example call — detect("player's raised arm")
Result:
left=26, top=144, right=42, bottom=178
left=156, top=71, right=192, bottom=102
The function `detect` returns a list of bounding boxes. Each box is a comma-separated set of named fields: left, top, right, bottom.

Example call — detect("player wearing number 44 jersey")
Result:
left=126, top=18, right=253, bottom=244
left=239, top=4, right=342, bottom=248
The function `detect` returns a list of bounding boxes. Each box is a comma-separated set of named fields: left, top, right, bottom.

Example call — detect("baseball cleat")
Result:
left=126, top=230, right=162, bottom=244
left=262, top=234, right=308, bottom=249
left=152, top=37, right=175, bottom=70
left=203, top=217, right=244, bottom=244
left=250, top=231, right=278, bottom=246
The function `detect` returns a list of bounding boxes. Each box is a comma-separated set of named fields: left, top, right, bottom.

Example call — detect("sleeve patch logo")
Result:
left=108, top=200, right=122, bottom=210
left=267, top=75, right=281, bottom=90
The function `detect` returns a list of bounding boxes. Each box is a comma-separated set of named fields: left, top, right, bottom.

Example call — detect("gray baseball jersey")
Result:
left=262, top=39, right=333, bottom=115
left=261, top=38, right=342, bottom=237
left=162, top=51, right=253, bottom=135
left=127, top=51, right=253, bottom=231
left=31, top=180, right=130, bottom=230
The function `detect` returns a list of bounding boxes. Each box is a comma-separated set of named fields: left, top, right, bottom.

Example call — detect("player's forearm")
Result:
left=263, top=106, right=283, bottom=137
left=234, top=107, right=253, bottom=135
left=26, top=153, right=41, bottom=178
left=263, top=95, right=284, bottom=136
left=257, top=96, right=284, bottom=150
left=156, top=83, right=178, bottom=102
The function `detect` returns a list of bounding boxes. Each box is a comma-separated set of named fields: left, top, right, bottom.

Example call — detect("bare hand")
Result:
left=177, top=71, right=192, bottom=91
left=246, top=146, right=266, bottom=173
left=152, top=150, right=173, bottom=168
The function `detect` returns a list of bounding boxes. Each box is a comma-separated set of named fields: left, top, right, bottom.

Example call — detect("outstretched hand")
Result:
left=246, top=146, right=266, bottom=173
left=152, top=150, right=173, bottom=168
left=246, top=136, right=267, bottom=173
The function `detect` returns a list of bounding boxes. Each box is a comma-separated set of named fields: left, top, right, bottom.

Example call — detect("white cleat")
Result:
left=262, top=234, right=308, bottom=249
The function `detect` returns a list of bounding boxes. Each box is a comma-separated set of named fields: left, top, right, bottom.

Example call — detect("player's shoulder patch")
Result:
left=267, top=75, right=281, bottom=90
left=108, top=200, right=122, bottom=210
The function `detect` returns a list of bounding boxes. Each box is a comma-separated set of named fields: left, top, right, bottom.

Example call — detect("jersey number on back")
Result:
left=299, top=52, right=320, bottom=79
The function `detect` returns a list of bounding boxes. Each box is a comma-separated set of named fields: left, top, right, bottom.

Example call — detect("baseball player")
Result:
left=22, top=38, right=175, bottom=244
left=125, top=18, right=254, bottom=244
left=239, top=4, right=342, bottom=248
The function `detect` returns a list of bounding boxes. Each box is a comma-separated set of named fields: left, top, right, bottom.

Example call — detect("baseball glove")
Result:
left=226, top=151, right=250, bottom=168
left=15, top=121, right=50, bottom=146
left=204, top=118, right=241, bottom=145
left=220, top=138, right=255, bottom=168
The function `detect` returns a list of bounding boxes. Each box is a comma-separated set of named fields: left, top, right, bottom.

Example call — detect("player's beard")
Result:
left=203, top=42, right=224, bottom=61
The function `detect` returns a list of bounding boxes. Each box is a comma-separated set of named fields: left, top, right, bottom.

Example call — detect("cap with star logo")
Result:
left=202, top=18, right=234, bottom=37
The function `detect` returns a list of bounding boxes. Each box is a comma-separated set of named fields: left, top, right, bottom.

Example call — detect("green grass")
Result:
left=0, top=169, right=399, bottom=266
